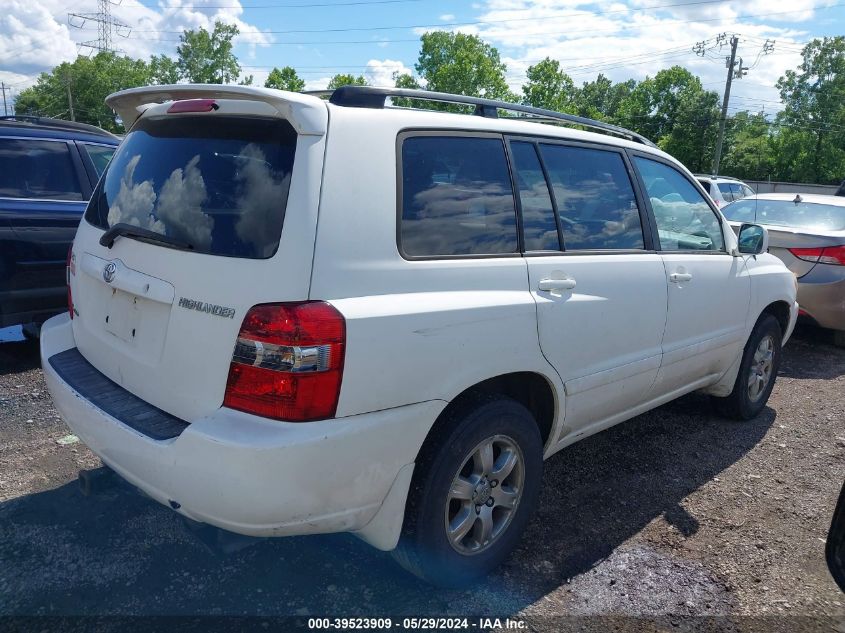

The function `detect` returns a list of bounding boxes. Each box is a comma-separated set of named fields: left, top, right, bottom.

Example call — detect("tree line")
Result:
left=15, top=23, right=845, bottom=185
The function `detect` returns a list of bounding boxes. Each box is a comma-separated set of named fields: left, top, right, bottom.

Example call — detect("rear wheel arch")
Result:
left=425, top=372, right=558, bottom=455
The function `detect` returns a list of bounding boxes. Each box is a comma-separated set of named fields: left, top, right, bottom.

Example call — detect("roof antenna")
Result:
left=793, top=194, right=803, bottom=204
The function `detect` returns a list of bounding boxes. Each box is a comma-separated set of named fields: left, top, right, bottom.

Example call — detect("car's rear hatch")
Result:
left=67, top=87, right=328, bottom=422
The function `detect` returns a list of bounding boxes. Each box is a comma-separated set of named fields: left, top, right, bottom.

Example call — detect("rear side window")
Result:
left=697, top=180, right=712, bottom=194
left=634, top=157, right=725, bottom=252
left=510, top=141, right=559, bottom=251
left=539, top=144, right=645, bottom=251
left=718, top=182, right=735, bottom=202
left=400, top=136, right=518, bottom=257
left=82, top=143, right=116, bottom=177
left=86, top=116, right=297, bottom=259
left=0, top=138, right=83, bottom=201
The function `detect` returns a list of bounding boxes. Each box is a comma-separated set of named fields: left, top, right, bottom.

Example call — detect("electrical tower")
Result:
left=68, top=0, right=131, bottom=54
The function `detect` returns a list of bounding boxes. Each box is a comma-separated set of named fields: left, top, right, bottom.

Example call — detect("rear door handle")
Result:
left=538, top=277, right=577, bottom=292
left=669, top=272, right=693, bottom=283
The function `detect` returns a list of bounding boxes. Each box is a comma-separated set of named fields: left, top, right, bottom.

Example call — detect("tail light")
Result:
left=789, top=245, right=845, bottom=266
left=223, top=302, right=346, bottom=422
left=66, top=246, right=75, bottom=319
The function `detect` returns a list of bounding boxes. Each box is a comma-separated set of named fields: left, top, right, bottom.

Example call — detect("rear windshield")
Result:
left=85, top=116, right=297, bottom=258
left=723, top=198, right=845, bottom=231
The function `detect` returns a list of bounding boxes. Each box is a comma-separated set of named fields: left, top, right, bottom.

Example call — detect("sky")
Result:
left=1, top=0, right=844, bottom=116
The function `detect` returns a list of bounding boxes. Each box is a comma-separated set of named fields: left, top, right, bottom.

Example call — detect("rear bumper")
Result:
left=41, top=314, right=443, bottom=546
left=797, top=269, right=845, bottom=332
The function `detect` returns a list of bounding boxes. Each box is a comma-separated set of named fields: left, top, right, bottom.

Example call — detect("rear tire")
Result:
left=833, top=330, right=845, bottom=348
left=711, top=314, right=782, bottom=420
left=391, top=394, right=542, bottom=588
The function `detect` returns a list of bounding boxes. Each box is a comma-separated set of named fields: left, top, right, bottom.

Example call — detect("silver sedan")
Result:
left=723, top=193, right=845, bottom=346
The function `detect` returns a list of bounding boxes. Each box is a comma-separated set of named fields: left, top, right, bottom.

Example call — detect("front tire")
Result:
left=712, top=314, right=782, bottom=420
left=391, top=394, right=543, bottom=588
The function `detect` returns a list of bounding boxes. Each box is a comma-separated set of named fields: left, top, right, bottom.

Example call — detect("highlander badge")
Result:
left=178, top=297, right=236, bottom=319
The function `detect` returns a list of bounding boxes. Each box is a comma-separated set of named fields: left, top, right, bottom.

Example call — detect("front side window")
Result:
left=0, top=138, right=82, bottom=201
left=634, top=157, right=725, bottom=252
left=85, top=116, right=297, bottom=259
left=510, top=141, right=559, bottom=251
left=539, top=144, right=645, bottom=251
left=400, top=136, right=518, bottom=257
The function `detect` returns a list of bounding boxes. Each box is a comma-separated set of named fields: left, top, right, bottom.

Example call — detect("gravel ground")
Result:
left=0, top=324, right=843, bottom=631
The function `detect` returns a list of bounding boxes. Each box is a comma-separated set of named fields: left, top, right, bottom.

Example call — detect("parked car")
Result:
left=0, top=116, right=119, bottom=333
left=722, top=193, right=845, bottom=347
left=695, top=174, right=756, bottom=208
left=40, top=85, right=798, bottom=587
left=836, top=180, right=844, bottom=197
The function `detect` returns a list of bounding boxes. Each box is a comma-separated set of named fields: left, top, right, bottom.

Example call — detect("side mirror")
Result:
left=738, top=223, right=769, bottom=255
left=827, top=480, right=845, bottom=592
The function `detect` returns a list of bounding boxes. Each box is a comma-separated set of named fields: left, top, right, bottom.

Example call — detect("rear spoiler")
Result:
left=105, top=84, right=328, bottom=135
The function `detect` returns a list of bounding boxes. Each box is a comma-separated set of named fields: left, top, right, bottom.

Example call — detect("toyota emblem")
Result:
left=103, top=262, right=117, bottom=283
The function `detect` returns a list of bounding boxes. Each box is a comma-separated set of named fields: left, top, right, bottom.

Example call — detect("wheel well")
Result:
left=761, top=300, right=791, bottom=337
left=428, top=372, right=556, bottom=449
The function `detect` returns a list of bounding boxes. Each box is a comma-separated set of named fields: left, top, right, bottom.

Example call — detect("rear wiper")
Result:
left=99, top=223, right=195, bottom=251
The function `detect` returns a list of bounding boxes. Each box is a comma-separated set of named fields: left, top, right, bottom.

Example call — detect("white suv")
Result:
left=695, top=174, right=756, bottom=209
left=41, top=85, right=798, bottom=587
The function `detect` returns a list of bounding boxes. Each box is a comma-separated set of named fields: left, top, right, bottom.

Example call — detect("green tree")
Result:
left=720, top=111, right=774, bottom=181
left=265, top=66, right=305, bottom=92
left=15, top=52, right=152, bottom=132
left=148, top=54, right=180, bottom=85
left=176, top=21, right=241, bottom=84
left=616, top=66, right=704, bottom=141
left=327, top=73, right=368, bottom=89
left=413, top=31, right=515, bottom=103
left=573, top=74, right=636, bottom=121
left=521, top=57, right=575, bottom=112
left=773, top=36, right=845, bottom=184
left=658, top=87, right=720, bottom=172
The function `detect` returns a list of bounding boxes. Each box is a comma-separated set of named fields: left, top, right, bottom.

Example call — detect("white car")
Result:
left=41, top=85, right=798, bottom=587
left=695, top=174, right=756, bottom=209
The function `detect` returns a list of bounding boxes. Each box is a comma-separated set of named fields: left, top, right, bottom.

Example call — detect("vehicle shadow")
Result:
left=779, top=323, right=845, bottom=380
left=0, top=393, right=774, bottom=618
left=0, top=337, right=41, bottom=375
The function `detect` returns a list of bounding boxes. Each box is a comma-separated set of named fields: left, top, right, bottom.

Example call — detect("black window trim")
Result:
left=505, top=134, right=659, bottom=256
left=626, top=149, right=730, bottom=255
left=0, top=135, right=90, bottom=202
left=395, top=129, right=523, bottom=261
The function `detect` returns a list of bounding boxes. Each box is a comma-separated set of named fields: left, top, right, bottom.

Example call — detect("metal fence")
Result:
left=745, top=180, right=840, bottom=195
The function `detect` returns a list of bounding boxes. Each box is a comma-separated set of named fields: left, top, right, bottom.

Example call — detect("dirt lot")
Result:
left=0, top=325, right=843, bottom=630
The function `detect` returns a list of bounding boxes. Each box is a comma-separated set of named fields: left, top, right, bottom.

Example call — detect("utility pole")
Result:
left=0, top=83, right=9, bottom=116
left=711, top=35, right=739, bottom=175
left=65, top=73, right=75, bottom=122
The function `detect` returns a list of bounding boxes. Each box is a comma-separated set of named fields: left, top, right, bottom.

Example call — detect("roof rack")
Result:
left=326, top=86, right=657, bottom=147
left=0, top=115, right=117, bottom=139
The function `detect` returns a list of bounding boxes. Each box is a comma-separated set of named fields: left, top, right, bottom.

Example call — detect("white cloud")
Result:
left=364, top=58, right=412, bottom=86
left=1, top=0, right=272, bottom=91
left=444, top=0, right=831, bottom=112
left=440, top=14, right=456, bottom=21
